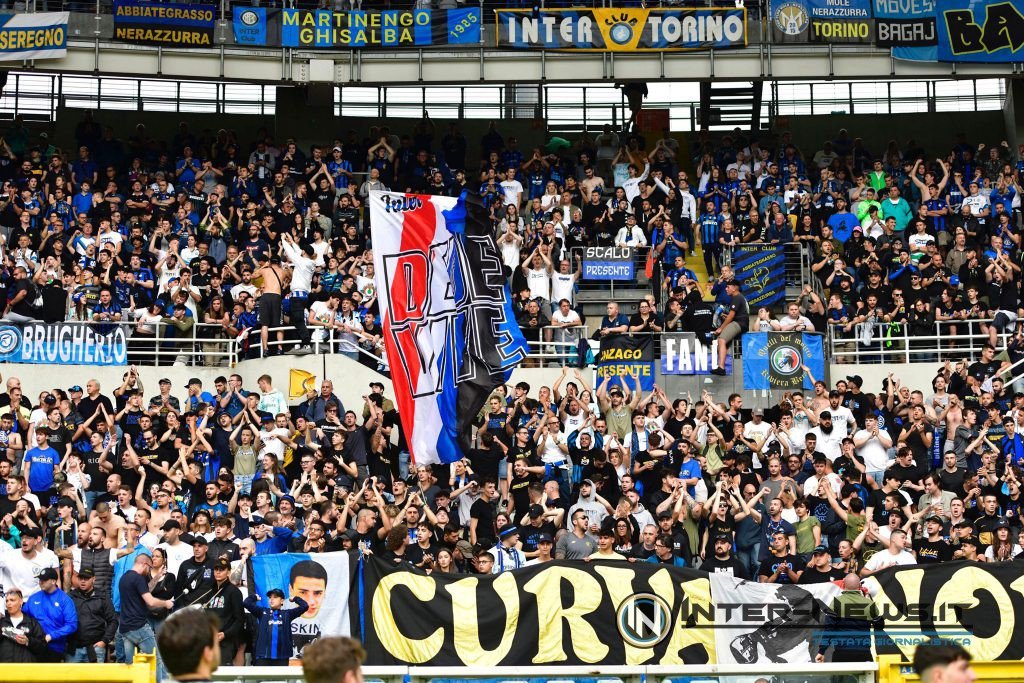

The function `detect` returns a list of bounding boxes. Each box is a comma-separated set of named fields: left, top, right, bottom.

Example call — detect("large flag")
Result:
left=369, top=191, right=528, bottom=465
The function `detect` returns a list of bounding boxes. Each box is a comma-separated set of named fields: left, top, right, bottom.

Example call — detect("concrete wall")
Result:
left=779, top=111, right=1007, bottom=159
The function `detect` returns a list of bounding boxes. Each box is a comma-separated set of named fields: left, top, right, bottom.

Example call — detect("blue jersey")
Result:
left=699, top=213, right=720, bottom=249
left=926, top=198, right=949, bottom=234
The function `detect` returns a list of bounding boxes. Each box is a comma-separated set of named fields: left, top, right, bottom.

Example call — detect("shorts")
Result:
left=258, top=293, right=282, bottom=328
left=719, top=321, right=743, bottom=344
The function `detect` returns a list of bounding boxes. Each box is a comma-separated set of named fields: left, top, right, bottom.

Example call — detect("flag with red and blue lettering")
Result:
left=370, top=190, right=528, bottom=466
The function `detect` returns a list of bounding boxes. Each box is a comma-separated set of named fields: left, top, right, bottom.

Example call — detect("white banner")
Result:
left=710, top=574, right=842, bottom=664
left=0, top=13, right=68, bottom=62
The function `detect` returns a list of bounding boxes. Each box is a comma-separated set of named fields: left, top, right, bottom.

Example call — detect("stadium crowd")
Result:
left=0, top=112, right=1020, bottom=669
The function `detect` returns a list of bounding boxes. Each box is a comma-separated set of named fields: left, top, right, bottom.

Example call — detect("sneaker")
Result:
left=286, top=345, right=312, bottom=355
left=711, top=368, right=727, bottom=376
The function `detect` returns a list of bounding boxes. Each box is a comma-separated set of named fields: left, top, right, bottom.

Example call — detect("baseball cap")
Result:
left=158, top=378, right=171, bottom=385
left=161, top=520, right=181, bottom=532
left=713, top=533, right=732, bottom=543
left=68, top=385, right=83, bottom=393
left=752, top=407, right=764, bottom=417
left=657, top=511, right=674, bottom=520
left=608, top=386, right=623, bottom=396
left=77, top=567, right=96, bottom=580
left=251, top=515, right=265, bottom=526
left=497, top=523, right=519, bottom=539
left=185, top=377, right=202, bottom=387
left=846, top=375, right=863, bottom=387
left=214, top=558, right=232, bottom=570
left=267, top=588, right=285, bottom=598
left=191, top=535, right=208, bottom=545
left=528, top=504, right=544, bottom=518
left=828, top=389, right=841, bottom=398
left=961, top=535, right=980, bottom=547
left=261, top=414, right=274, bottom=422
left=38, top=567, right=59, bottom=583
left=537, top=532, right=554, bottom=544
left=811, top=544, right=829, bottom=554
left=820, top=410, right=832, bottom=420
left=924, top=514, right=943, bottom=525
left=994, top=517, right=1011, bottom=530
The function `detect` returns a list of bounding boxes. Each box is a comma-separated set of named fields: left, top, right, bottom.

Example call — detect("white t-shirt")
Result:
left=539, top=431, right=568, bottom=464
left=744, top=420, right=772, bottom=445
left=963, top=194, right=989, bottom=217
left=308, top=300, right=336, bottom=342
left=864, top=549, right=916, bottom=572
left=854, top=430, right=890, bottom=472
left=526, top=268, right=551, bottom=301
left=157, top=541, right=194, bottom=577
left=827, top=406, right=856, bottom=436
left=908, top=232, right=935, bottom=252
left=259, top=427, right=290, bottom=460
left=808, top=426, right=844, bottom=461
left=550, top=273, right=576, bottom=306
left=500, top=179, right=524, bottom=206
left=0, top=546, right=59, bottom=596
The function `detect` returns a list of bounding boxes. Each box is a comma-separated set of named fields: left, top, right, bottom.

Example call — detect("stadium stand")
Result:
left=0, top=0, right=1021, bottom=678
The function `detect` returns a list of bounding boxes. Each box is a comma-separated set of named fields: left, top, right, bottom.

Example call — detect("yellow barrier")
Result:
left=878, top=655, right=1024, bottom=683
left=0, top=652, right=155, bottom=683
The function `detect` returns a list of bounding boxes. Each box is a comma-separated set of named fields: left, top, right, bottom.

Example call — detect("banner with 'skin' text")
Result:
left=496, top=8, right=747, bottom=51
left=0, top=322, right=126, bottom=365
left=113, top=0, right=215, bottom=47
left=233, top=7, right=481, bottom=48
left=0, top=12, right=67, bottom=62
left=248, top=551, right=351, bottom=662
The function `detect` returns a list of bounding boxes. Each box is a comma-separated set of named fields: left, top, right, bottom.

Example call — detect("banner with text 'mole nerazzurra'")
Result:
left=369, top=191, right=528, bottom=467
left=0, top=323, right=126, bottom=365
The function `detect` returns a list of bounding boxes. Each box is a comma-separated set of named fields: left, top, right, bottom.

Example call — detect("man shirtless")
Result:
left=149, top=486, right=175, bottom=534
left=253, top=256, right=289, bottom=355
left=88, top=501, right=126, bottom=548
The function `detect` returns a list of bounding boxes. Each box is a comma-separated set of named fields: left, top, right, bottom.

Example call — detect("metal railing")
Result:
left=214, top=662, right=878, bottom=683
left=827, top=318, right=1010, bottom=365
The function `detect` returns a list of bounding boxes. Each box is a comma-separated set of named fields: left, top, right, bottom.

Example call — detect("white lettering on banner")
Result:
left=877, top=21, right=934, bottom=41
left=584, top=264, right=633, bottom=278
left=18, top=323, right=127, bottom=365
left=663, top=336, right=720, bottom=373
left=874, top=0, right=934, bottom=14
left=583, top=247, right=632, bottom=260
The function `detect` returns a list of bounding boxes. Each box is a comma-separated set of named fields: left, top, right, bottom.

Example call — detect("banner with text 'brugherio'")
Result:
left=233, top=7, right=481, bottom=48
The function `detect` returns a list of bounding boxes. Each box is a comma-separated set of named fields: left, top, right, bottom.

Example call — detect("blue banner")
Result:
left=742, top=332, right=825, bottom=390
left=732, top=245, right=785, bottom=309
left=113, top=0, right=215, bottom=46
left=769, top=0, right=874, bottom=43
left=233, top=8, right=481, bottom=48
left=0, top=322, right=126, bottom=365
left=661, top=332, right=733, bottom=376
left=937, top=0, right=1024, bottom=62
left=874, top=0, right=938, bottom=55
left=581, top=246, right=636, bottom=281
left=0, top=12, right=67, bottom=62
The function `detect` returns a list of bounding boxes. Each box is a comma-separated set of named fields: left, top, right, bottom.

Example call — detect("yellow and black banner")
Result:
left=495, top=7, right=746, bottom=51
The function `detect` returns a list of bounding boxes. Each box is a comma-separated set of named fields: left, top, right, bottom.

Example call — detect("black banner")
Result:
left=113, top=0, right=215, bottom=47
left=597, top=333, right=655, bottom=392
left=868, top=561, right=1024, bottom=660
left=360, top=557, right=716, bottom=666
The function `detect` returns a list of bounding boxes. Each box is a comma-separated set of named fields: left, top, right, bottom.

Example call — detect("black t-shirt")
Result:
left=467, top=445, right=503, bottom=482
left=729, top=293, right=750, bottom=329
left=700, top=554, right=749, bottom=579
left=470, top=497, right=497, bottom=544
left=757, top=553, right=805, bottom=583
left=508, top=473, right=536, bottom=519
left=914, top=537, right=954, bottom=564
left=798, top=566, right=845, bottom=584
left=968, top=360, right=1001, bottom=385
left=520, top=520, right=557, bottom=554
left=119, top=570, right=152, bottom=632
left=634, top=450, right=662, bottom=494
